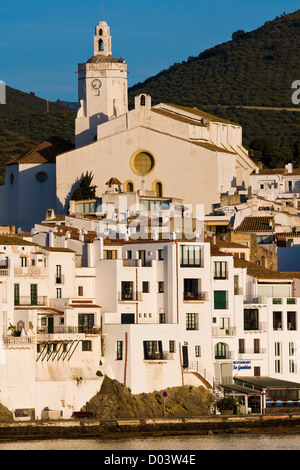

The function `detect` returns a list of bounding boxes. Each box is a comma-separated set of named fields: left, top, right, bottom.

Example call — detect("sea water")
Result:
left=0, top=432, right=300, bottom=451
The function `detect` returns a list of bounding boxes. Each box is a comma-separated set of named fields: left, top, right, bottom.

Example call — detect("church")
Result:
left=0, top=18, right=257, bottom=231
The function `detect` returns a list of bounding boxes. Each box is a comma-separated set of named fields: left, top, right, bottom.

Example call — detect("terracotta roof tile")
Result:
left=234, top=258, right=300, bottom=279
left=235, top=216, right=274, bottom=232
left=7, top=137, right=74, bottom=166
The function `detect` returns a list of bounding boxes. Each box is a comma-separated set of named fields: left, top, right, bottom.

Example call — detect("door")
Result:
left=31, top=284, right=38, bottom=305
left=48, top=317, right=54, bottom=334
left=182, top=345, right=189, bottom=369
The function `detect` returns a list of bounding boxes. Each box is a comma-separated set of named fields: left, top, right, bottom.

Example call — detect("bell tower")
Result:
left=75, top=19, right=128, bottom=148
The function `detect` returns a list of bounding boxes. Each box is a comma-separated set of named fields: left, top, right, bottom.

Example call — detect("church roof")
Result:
left=160, top=103, right=238, bottom=126
left=7, top=137, right=74, bottom=166
left=87, top=55, right=125, bottom=64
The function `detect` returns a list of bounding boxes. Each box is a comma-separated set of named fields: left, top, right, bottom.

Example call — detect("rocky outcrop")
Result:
left=82, top=376, right=215, bottom=419
left=0, top=403, right=13, bottom=422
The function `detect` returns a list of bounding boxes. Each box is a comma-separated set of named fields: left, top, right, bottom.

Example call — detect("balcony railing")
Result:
left=214, top=350, right=233, bottom=360
left=55, top=275, right=65, bottom=285
left=183, top=291, right=208, bottom=301
left=212, top=327, right=236, bottom=336
left=144, top=352, right=174, bottom=361
left=243, top=296, right=268, bottom=304
left=37, top=326, right=101, bottom=336
left=15, top=296, right=48, bottom=306
left=238, top=348, right=267, bottom=356
left=118, top=291, right=143, bottom=301
left=14, top=267, right=48, bottom=277
left=0, top=267, right=9, bottom=276
left=123, top=259, right=141, bottom=267
left=2, top=336, right=35, bottom=347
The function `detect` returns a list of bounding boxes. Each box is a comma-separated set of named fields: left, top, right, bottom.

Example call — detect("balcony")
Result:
left=144, top=352, right=174, bottom=361
left=37, top=326, right=101, bottom=337
left=183, top=291, right=208, bottom=302
left=2, top=336, right=35, bottom=348
left=14, top=267, right=48, bottom=277
left=123, top=259, right=141, bottom=267
left=212, top=327, right=236, bottom=336
left=118, top=291, right=143, bottom=302
left=0, top=267, right=9, bottom=276
left=238, top=348, right=267, bottom=358
left=14, top=296, right=48, bottom=307
left=54, top=275, right=65, bottom=285
left=243, top=296, right=268, bottom=305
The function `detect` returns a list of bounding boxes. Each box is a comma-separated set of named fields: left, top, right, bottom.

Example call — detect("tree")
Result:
left=71, top=171, right=97, bottom=200
left=231, top=30, right=246, bottom=41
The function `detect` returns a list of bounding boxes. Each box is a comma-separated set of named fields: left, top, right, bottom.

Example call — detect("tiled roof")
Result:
left=161, top=103, right=238, bottom=125
left=106, top=177, right=122, bottom=185
left=251, top=168, right=286, bottom=175
left=251, top=168, right=300, bottom=176
left=0, top=235, right=36, bottom=246
left=87, top=55, right=125, bottom=64
left=234, top=258, right=300, bottom=280
left=234, top=216, right=274, bottom=232
left=7, top=137, right=74, bottom=166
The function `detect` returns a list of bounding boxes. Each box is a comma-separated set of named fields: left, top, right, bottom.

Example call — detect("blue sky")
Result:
left=0, top=0, right=299, bottom=102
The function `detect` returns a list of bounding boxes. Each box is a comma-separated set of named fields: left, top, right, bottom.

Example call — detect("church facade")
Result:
left=0, top=18, right=257, bottom=231
left=57, top=19, right=256, bottom=216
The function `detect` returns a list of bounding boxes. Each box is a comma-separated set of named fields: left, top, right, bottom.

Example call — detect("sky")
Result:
left=0, top=0, right=299, bottom=102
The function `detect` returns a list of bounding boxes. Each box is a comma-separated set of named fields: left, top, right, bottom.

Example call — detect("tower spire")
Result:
left=94, top=19, right=112, bottom=56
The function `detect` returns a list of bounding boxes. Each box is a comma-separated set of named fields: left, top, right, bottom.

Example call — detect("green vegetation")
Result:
left=128, top=10, right=300, bottom=168
left=0, top=87, right=75, bottom=184
left=0, top=10, right=299, bottom=183
left=71, top=171, right=97, bottom=200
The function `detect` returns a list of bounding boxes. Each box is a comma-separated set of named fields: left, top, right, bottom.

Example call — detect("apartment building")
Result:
left=0, top=236, right=102, bottom=419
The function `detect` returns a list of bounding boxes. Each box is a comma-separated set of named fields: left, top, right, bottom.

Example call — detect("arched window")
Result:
left=125, top=181, right=134, bottom=193
left=99, top=28, right=103, bottom=35
left=98, top=39, right=104, bottom=52
left=140, top=95, right=146, bottom=106
left=214, top=342, right=228, bottom=359
left=155, top=182, right=163, bottom=198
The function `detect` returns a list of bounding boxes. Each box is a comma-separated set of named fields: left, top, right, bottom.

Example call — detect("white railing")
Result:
left=212, top=327, right=237, bottom=337
left=2, top=336, right=35, bottom=347
left=188, top=361, right=215, bottom=388
left=15, top=296, right=48, bottom=306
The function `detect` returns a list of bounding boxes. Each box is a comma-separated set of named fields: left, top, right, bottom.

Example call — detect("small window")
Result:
left=159, top=313, right=166, bottom=323
left=158, top=281, right=164, bottom=293
left=56, top=288, right=62, bottom=299
left=186, top=313, right=198, bottom=330
left=157, top=249, right=164, bottom=260
left=169, top=340, right=175, bottom=353
left=142, top=281, right=149, bottom=293
left=35, top=172, right=48, bottom=183
left=116, top=341, right=123, bottom=360
left=195, top=345, right=201, bottom=357
left=82, top=340, right=92, bottom=351
left=78, top=286, right=84, bottom=296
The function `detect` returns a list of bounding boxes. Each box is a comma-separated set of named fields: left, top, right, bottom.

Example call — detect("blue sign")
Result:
left=233, top=361, right=251, bottom=371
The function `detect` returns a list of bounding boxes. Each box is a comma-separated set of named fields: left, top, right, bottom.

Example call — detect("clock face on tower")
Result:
left=92, top=79, right=102, bottom=90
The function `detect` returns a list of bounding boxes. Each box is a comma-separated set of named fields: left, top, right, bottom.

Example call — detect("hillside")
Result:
left=128, top=10, right=300, bottom=109
left=0, top=11, right=299, bottom=183
left=128, top=10, right=300, bottom=168
left=0, top=87, right=75, bottom=184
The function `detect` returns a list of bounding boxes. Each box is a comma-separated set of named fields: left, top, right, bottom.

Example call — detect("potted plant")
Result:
left=218, top=396, right=237, bottom=415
